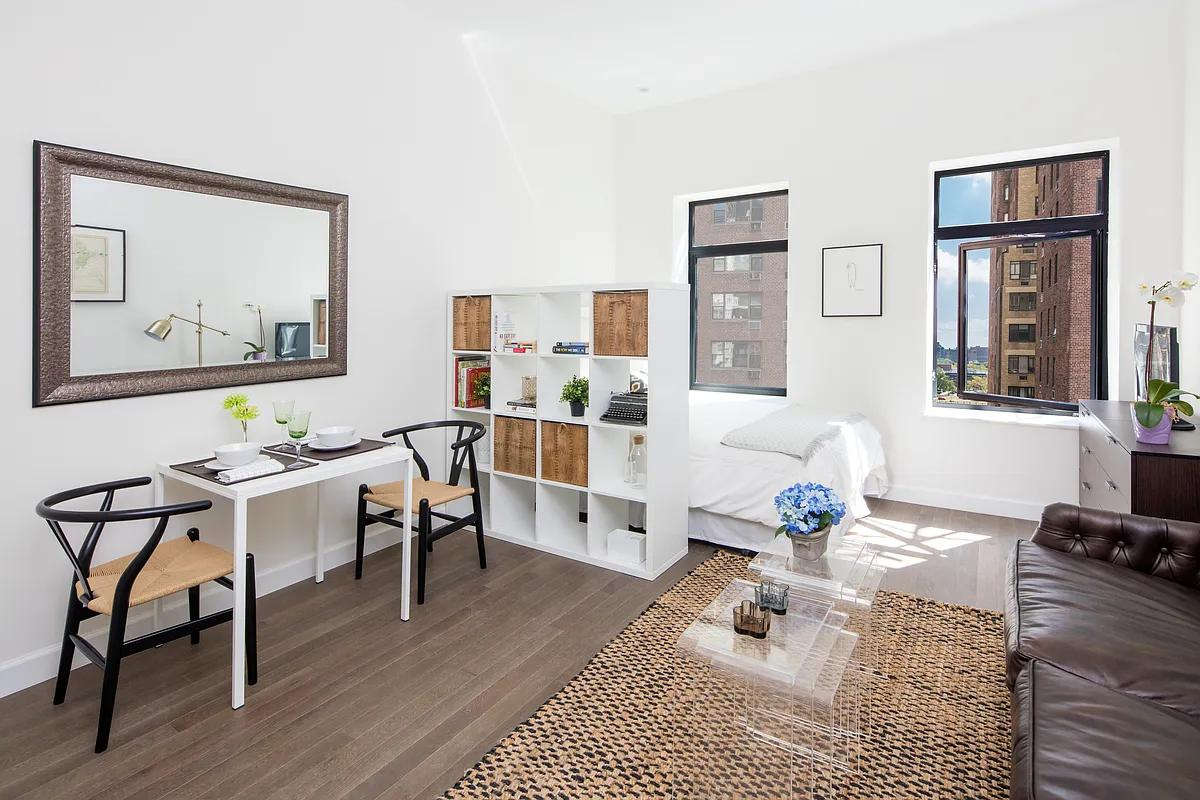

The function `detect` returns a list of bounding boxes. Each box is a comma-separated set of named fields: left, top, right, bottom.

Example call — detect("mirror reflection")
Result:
left=68, top=175, right=330, bottom=376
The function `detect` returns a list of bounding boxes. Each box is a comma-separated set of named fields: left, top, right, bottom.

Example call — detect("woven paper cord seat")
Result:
left=78, top=537, right=235, bottom=615
left=364, top=479, right=474, bottom=511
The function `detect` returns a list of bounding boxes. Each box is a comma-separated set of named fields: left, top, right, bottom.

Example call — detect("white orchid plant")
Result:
left=1134, top=272, right=1199, bottom=427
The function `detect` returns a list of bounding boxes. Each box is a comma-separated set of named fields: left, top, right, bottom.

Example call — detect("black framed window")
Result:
left=689, top=190, right=787, bottom=394
left=1008, top=260, right=1036, bottom=282
left=1007, top=355, right=1035, bottom=374
left=1008, top=323, right=1036, bottom=343
left=933, top=151, right=1108, bottom=414
left=1009, top=292, right=1037, bottom=312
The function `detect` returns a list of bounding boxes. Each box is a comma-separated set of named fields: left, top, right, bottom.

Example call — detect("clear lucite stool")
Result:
left=672, top=579, right=864, bottom=798
left=750, top=539, right=887, bottom=680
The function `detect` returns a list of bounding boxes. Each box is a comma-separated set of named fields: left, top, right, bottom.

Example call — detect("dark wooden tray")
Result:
left=264, top=438, right=393, bottom=461
left=171, top=451, right=315, bottom=485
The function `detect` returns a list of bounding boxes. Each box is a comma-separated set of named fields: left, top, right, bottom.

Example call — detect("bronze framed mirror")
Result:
left=33, top=141, right=348, bottom=406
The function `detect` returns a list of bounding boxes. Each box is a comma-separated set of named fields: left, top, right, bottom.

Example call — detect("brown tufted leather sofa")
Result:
left=1006, top=503, right=1200, bottom=798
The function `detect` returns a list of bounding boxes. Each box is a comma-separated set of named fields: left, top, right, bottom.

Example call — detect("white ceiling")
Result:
left=427, top=0, right=1097, bottom=113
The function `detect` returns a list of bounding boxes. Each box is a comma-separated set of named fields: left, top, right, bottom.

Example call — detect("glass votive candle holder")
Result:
left=755, top=580, right=789, bottom=615
left=733, top=600, right=771, bottom=639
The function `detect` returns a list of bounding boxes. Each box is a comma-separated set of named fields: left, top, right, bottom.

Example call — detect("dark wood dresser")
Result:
left=1078, top=399, right=1200, bottom=522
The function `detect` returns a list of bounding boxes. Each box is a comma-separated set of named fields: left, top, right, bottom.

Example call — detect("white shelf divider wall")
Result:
left=445, top=283, right=689, bottom=580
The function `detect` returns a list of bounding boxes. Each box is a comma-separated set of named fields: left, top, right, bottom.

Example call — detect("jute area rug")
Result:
left=443, top=550, right=1010, bottom=799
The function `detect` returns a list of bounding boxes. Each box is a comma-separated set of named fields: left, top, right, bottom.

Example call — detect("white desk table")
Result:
left=155, top=444, right=413, bottom=709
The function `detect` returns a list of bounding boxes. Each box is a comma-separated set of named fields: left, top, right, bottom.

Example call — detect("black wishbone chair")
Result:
left=37, top=476, right=258, bottom=753
left=355, top=420, right=486, bottom=605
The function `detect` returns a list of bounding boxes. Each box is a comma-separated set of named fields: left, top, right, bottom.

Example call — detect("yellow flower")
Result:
left=223, top=392, right=250, bottom=409
left=231, top=404, right=260, bottom=422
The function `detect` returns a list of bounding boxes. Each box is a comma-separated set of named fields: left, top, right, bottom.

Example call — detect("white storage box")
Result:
left=607, top=529, right=646, bottom=565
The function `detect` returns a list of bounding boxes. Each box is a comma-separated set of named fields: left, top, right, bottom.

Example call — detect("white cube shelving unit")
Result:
left=445, top=283, right=689, bottom=580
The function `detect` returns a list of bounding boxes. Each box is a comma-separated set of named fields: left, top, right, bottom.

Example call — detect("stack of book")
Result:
left=505, top=399, right=536, bottom=414
left=552, top=341, right=589, bottom=355
left=501, top=340, right=536, bottom=354
left=452, top=355, right=489, bottom=408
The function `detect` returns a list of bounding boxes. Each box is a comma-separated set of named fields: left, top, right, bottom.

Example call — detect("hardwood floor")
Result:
left=0, top=499, right=1022, bottom=798
left=0, top=536, right=714, bottom=800
left=846, top=498, right=1027, bottom=612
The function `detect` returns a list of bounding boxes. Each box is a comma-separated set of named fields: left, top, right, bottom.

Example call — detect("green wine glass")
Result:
left=273, top=400, right=294, bottom=449
left=286, top=410, right=311, bottom=469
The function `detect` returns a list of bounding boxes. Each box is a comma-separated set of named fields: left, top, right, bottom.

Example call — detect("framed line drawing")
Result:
left=70, top=224, right=126, bottom=302
left=822, top=243, right=882, bottom=317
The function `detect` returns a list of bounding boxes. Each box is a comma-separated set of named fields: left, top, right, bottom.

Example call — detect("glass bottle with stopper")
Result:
left=624, top=434, right=647, bottom=488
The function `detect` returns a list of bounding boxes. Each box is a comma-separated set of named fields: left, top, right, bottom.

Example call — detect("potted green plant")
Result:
left=243, top=303, right=269, bottom=361
left=473, top=372, right=491, bottom=409
left=774, top=482, right=846, bottom=561
left=223, top=393, right=260, bottom=442
left=1132, top=379, right=1198, bottom=444
left=243, top=342, right=267, bottom=361
left=560, top=375, right=589, bottom=417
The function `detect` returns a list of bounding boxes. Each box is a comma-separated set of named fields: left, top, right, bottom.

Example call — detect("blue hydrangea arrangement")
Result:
left=774, top=482, right=847, bottom=537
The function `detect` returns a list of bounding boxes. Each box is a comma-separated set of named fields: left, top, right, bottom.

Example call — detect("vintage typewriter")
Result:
left=599, top=391, right=648, bottom=425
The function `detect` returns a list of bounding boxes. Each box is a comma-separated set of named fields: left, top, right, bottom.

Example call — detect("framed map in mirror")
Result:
left=70, top=224, right=125, bottom=302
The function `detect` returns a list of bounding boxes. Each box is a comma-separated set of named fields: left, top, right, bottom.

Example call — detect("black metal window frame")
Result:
left=689, top=189, right=787, bottom=396
left=933, top=150, right=1109, bottom=414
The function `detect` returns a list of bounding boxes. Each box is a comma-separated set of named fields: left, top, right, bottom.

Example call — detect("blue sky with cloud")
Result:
left=936, top=172, right=993, bottom=348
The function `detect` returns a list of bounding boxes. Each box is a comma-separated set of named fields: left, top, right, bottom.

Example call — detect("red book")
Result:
left=465, top=366, right=490, bottom=408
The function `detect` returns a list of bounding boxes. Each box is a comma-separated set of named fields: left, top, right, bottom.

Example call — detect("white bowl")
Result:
left=214, top=441, right=262, bottom=468
left=315, top=426, right=355, bottom=448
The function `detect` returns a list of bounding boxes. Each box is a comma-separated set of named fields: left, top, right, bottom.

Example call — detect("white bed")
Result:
left=688, top=394, right=889, bottom=550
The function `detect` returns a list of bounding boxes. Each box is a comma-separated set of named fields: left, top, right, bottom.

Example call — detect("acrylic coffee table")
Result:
left=750, top=538, right=887, bottom=677
left=672, top=579, right=866, bottom=798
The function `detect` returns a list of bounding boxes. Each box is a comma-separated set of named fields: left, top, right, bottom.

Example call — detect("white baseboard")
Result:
left=883, top=484, right=1049, bottom=522
left=0, top=526, right=405, bottom=700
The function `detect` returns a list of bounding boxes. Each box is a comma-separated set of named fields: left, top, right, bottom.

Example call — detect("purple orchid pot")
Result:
left=1130, top=405, right=1172, bottom=445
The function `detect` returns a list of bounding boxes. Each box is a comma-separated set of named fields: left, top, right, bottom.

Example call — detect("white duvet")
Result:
left=689, top=394, right=889, bottom=528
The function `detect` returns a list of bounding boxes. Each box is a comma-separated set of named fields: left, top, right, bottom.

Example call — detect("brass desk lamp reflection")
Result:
left=144, top=300, right=230, bottom=367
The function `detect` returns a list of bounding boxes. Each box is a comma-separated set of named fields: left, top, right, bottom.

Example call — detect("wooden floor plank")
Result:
left=0, top=498, right=1022, bottom=799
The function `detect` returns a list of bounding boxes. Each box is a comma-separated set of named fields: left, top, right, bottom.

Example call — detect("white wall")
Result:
left=614, top=0, right=1187, bottom=519
left=70, top=176, right=328, bottom=373
left=0, top=0, right=615, bottom=695
left=1181, top=1, right=1200, bottom=389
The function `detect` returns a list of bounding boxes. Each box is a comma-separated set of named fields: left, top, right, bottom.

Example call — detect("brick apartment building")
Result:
left=987, top=159, right=1099, bottom=402
left=691, top=194, right=788, bottom=388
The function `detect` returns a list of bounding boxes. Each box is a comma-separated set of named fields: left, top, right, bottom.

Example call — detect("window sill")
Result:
left=923, top=404, right=1079, bottom=431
